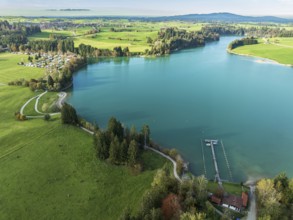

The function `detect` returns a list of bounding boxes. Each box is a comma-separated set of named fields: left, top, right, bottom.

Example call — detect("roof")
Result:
left=222, top=195, right=243, bottom=210
left=242, top=192, right=248, bottom=207
left=211, top=195, right=221, bottom=205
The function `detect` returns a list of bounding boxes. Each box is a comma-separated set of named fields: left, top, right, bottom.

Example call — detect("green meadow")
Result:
left=0, top=54, right=169, bottom=219
left=232, top=38, right=293, bottom=65
left=28, top=21, right=204, bottom=53
left=0, top=53, right=43, bottom=83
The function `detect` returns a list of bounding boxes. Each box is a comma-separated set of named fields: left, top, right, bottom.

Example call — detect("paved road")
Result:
left=35, top=91, right=48, bottom=114
left=20, top=91, right=64, bottom=117
left=246, top=185, right=256, bottom=220
left=56, top=92, right=67, bottom=109
left=145, top=145, right=182, bottom=182
left=20, top=94, right=41, bottom=115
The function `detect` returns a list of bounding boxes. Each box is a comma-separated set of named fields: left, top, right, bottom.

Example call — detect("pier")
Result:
left=205, top=139, right=222, bottom=187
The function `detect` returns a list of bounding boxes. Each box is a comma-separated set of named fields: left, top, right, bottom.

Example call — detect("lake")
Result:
left=68, top=36, right=293, bottom=182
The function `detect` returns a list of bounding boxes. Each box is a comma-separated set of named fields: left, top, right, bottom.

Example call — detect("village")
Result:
left=14, top=51, right=78, bottom=72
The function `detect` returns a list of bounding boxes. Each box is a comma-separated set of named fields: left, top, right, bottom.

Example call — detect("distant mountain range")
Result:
left=144, top=13, right=292, bottom=23
left=27, top=12, right=293, bottom=23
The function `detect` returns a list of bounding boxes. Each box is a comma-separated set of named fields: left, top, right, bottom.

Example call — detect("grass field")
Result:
left=0, top=53, right=44, bottom=83
left=28, top=21, right=204, bottom=53
left=0, top=54, right=169, bottom=219
left=232, top=38, right=293, bottom=65
left=207, top=181, right=248, bottom=196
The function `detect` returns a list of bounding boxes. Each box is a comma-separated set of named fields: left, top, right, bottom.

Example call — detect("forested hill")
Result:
left=143, top=13, right=291, bottom=23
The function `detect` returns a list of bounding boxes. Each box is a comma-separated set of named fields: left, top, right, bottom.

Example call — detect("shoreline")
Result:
left=227, top=49, right=293, bottom=67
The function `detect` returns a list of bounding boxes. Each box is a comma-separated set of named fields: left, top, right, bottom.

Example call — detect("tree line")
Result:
left=256, top=173, right=293, bottom=219
left=93, top=117, right=150, bottom=169
left=146, top=27, right=219, bottom=55
left=0, top=20, right=41, bottom=50
left=202, top=25, right=245, bottom=36
left=228, top=37, right=258, bottom=50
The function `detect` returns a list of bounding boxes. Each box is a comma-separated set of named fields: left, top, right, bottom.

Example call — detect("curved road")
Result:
left=145, top=145, right=182, bottom=182
left=20, top=91, right=66, bottom=117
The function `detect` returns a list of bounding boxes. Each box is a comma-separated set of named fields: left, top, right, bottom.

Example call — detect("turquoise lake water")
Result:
left=68, top=36, right=293, bottom=182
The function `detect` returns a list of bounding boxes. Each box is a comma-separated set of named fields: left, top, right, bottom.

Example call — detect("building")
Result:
left=210, top=195, right=221, bottom=205
left=242, top=192, right=248, bottom=208
left=222, top=195, right=243, bottom=212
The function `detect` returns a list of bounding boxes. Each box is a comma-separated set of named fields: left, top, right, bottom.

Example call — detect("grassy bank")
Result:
left=0, top=54, right=169, bottom=219
left=231, top=38, right=293, bottom=65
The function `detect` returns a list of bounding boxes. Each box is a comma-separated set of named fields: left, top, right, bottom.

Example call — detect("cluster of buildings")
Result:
left=16, top=52, right=77, bottom=70
left=210, top=192, right=248, bottom=212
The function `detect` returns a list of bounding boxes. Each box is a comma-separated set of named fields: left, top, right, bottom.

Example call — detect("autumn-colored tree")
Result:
left=257, top=178, right=281, bottom=218
left=161, top=193, right=181, bottom=220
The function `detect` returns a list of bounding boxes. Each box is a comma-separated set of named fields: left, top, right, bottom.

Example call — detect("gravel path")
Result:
left=145, top=145, right=182, bottom=182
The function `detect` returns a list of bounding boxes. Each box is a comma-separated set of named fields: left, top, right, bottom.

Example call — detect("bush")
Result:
left=15, top=112, right=27, bottom=121
left=44, top=114, right=51, bottom=121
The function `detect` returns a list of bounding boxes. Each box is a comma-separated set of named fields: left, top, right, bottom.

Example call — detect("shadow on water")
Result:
left=72, top=77, right=117, bottom=91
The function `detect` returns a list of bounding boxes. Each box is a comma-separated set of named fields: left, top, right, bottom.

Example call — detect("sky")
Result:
left=0, top=0, right=293, bottom=17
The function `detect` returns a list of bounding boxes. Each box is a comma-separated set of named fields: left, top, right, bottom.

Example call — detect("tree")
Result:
left=141, top=124, right=150, bottom=146
left=129, top=125, right=137, bottom=141
left=94, top=131, right=109, bottom=160
left=139, top=188, right=163, bottom=218
left=152, top=169, right=169, bottom=190
left=109, top=136, right=120, bottom=164
left=194, top=175, right=208, bottom=205
left=107, top=117, right=124, bottom=141
left=128, top=140, right=138, bottom=166
left=61, top=103, right=79, bottom=125
left=28, top=56, right=33, bottom=62
left=44, top=114, right=51, bottom=121
left=120, top=139, right=128, bottom=163
left=161, top=193, right=181, bottom=220
left=147, top=37, right=153, bottom=44
left=257, top=178, right=281, bottom=218
left=180, top=212, right=206, bottom=220
left=47, top=75, right=54, bottom=87
left=119, top=207, right=132, bottom=220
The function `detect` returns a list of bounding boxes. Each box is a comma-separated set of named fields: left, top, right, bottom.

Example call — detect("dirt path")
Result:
left=271, top=42, right=293, bottom=49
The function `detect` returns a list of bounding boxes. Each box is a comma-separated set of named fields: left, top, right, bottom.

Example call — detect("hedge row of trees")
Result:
left=246, top=27, right=293, bottom=38
left=256, top=173, right=293, bottom=219
left=146, top=28, right=219, bottom=55
left=19, top=39, right=75, bottom=53
left=77, top=43, right=131, bottom=58
left=228, top=37, right=258, bottom=50
left=93, top=117, right=150, bottom=168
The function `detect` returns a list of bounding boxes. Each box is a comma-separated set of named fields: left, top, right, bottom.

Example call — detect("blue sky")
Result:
left=0, top=0, right=293, bottom=16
